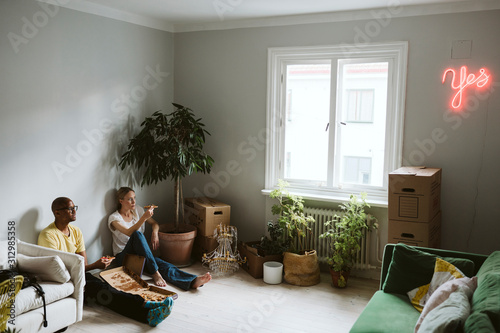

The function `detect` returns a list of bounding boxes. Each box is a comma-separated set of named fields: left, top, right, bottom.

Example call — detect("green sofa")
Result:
left=350, top=243, right=500, bottom=332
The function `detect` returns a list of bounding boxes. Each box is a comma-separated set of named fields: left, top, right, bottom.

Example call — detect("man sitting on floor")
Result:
left=38, top=196, right=173, bottom=327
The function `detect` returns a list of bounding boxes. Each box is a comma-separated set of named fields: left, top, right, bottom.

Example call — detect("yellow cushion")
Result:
left=407, top=258, right=466, bottom=312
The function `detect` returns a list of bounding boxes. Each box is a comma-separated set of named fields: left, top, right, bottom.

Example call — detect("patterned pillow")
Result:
left=408, top=258, right=466, bottom=312
left=415, top=277, right=477, bottom=332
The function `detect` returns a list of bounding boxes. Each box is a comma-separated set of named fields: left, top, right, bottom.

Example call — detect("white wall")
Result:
left=0, top=0, right=175, bottom=262
left=2, top=2, right=499, bottom=262
left=174, top=10, right=500, bottom=255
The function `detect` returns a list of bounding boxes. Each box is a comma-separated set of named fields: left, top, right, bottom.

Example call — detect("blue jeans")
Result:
left=115, top=231, right=196, bottom=291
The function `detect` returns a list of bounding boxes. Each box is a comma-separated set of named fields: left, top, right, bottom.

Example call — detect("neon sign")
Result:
left=442, top=66, right=490, bottom=109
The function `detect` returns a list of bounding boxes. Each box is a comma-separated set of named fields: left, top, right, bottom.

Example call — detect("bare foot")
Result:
left=192, top=272, right=212, bottom=289
left=152, top=271, right=167, bottom=287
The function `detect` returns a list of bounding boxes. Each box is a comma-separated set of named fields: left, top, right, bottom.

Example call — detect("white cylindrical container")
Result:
left=263, top=261, right=283, bottom=284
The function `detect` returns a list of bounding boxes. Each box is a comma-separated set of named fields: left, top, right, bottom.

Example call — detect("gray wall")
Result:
left=1, top=1, right=499, bottom=263
left=0, top=0, right=174, bottom=262
left=174, top=10, right=500, bottom=255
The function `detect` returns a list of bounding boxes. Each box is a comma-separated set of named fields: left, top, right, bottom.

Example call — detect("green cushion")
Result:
left=465, top=273, right=500, bottom=332
left=382, top=244, right=475, bottom=295
left=350, top=290, right=420, bottom=333
left=476, top=251, right=500, bottom=278
left=465, top=312, right=496, bottom=333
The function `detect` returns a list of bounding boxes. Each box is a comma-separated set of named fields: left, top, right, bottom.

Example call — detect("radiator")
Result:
left=299, top=207, right=377, bottom=270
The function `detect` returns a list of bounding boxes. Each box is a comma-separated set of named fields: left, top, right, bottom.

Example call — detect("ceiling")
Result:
left=40, top=0, right=500, bottom=32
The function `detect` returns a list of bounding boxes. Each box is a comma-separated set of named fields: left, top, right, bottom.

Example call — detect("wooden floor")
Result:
left=67, top=262, right=379, bottom=333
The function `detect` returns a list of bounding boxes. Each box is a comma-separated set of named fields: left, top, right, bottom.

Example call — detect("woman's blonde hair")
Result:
left=116, top=186, right=134, bottom=210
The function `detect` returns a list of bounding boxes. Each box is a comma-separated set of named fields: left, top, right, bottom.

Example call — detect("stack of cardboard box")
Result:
left=388, top=166, right=442, bottom=248
left=184, top=197, right=230, bottom=261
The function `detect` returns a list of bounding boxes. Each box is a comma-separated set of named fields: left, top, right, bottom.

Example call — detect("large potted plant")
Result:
left=269, top=180, right=319, bottom=286
left=320, top=193, right=377, bottom=288
left=119, top=103, right=214, bottom=266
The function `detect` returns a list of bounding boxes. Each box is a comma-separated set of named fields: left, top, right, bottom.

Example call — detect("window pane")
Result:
left=337, top=62, right=388, bottom=187
left=346, top=89, right=374, bottom=122
left=343, top=156, right=372, bottom=184
left=284, top=64, right=330, bottom=182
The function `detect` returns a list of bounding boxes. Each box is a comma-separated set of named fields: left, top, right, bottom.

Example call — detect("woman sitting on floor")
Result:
left=108, top=186, right=212, bottom=290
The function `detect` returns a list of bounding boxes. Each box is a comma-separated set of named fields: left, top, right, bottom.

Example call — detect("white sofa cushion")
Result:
left=12, top=297, right=77, bottom=333
left=17, top=254, right=71, bottom=284
left=0, top=240, right=7, bottom=269
left=15, top=281, right=74, bottom=316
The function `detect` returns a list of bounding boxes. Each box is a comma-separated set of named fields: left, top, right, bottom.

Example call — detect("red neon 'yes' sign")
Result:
left=442, top=66, right=490, bottom=109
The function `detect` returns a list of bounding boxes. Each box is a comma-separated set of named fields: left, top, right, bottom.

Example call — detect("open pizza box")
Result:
left=100, top=254, right=178, bottom=301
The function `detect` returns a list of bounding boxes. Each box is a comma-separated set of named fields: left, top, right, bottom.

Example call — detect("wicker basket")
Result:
left=283, top=250, right=321, bottom=286
left=0, top=275, right=24, bottom=331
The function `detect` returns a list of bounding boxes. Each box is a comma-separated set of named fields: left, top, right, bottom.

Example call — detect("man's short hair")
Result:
left=51, top=197, right=72, bottom=213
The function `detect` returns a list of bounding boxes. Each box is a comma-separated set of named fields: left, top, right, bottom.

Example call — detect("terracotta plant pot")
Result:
left=158, top=223, right=197, bottom=267
left=283, top=250, right=320, bottom=286
left=329, top=268, right=350, bottom=288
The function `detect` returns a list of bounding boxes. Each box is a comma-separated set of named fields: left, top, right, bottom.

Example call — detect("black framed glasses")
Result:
left=57, top=206, right=78, bottom=212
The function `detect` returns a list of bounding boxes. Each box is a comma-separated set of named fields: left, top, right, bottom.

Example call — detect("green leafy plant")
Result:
left=269, top=179, right=315, bottom=253
left=119, top=103, right=214, bottom=232
left=320, top=193, right=377, bottom=279
left=256, top=220, right=288, bottom=256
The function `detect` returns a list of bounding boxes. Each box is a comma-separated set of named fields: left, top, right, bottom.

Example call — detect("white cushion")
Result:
left=11, top=297, right=77, bottom=333
left=15, top=281, right=75, bottom=316
left=0, top=240, right=10, bottom=269
left=17, top=254, right=71, bottom=284
left=417, top=284, right=475, bottom=332
left=415, top=276, right=477, bottom=332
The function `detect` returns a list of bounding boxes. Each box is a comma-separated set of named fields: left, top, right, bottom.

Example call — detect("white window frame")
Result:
left=263, top=41, right=408, bottom=206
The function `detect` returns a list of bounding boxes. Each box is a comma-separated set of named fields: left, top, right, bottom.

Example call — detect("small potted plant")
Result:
left=320, top=193, right=378, bottom=288
left=119, top=103, right=214, bottom=266
left=258, top=220, right=288, bottom=256
left=238, top=220, right=287, bottom=279
left=269, top=180, right=320, bottom=286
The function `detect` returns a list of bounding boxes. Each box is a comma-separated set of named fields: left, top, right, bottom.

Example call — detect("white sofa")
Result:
left=7, top=240, right=85, bottom=332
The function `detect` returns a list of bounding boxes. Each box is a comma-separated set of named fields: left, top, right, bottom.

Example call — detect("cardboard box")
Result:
left=122, top=253, right=146, bottom=276
left=237, top=241, right=283, bottom=279
left=388, top=211, right=441, bottom=248
left=389, top=167, right=442, bottom=222
left=184, top=197, right=230, bottom=236
left=192, top=234, right=218, bottom=262
left=100, top=255, right=178, bottom=301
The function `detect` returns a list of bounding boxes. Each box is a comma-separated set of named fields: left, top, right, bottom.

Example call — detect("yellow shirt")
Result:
left=38, top=222, right=85, bottom=254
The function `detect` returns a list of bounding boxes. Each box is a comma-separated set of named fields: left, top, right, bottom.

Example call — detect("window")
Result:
left=265, top=42, right=408, bottom=205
